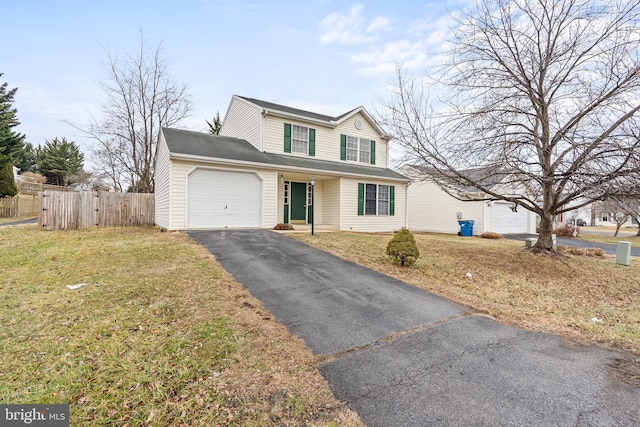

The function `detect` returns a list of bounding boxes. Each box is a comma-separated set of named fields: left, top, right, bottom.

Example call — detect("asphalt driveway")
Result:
left=188, top=229, right=640, bottom=426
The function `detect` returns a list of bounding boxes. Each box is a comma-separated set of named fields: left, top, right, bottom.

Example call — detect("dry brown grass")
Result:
left=0, top=226, right=363, bottom=426
left=291, top=232, right=640, bottom=354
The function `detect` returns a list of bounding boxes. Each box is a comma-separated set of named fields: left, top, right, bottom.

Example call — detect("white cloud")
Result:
left=366, top=16, right=391, bottom=33
left=351, top=40, right=430, bottom=77
left=318, top=4, right=454, bottom=80
left=318, top=4, right=390, bottom=45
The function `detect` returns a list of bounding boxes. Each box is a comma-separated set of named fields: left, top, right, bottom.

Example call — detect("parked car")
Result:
left=567, top=218, right=587, bottom=227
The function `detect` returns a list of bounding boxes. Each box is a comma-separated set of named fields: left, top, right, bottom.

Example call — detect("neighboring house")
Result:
left=154, top=95, right=410, bottom=231
left=12, top=166, right=21, bottom=184
left=404, top=166, right=537, bottom=235
left=591, top=207, right=638, bottom=228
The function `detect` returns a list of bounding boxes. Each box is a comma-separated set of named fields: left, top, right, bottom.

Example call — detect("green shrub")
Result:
left=386, top=228, right=420, bottom=266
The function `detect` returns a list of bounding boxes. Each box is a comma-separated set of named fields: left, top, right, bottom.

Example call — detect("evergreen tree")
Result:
left=0, top=73, right=28, bottom=193
left=206, top=111, right=222, bottom=135
left=0, top=161, right=17, bottom=197
left=386, top=228, right=420, bottom=266
left=36, top=138, right=84, bottom=186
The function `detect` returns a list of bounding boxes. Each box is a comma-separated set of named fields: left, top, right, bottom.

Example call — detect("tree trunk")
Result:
left=636, top=224, right=640, bottom=237
left=534, top=212, right=555, bottom=251
left=614, top=225, right=621, bottom=237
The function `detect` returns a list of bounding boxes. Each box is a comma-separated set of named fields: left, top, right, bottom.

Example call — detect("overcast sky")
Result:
left=3, top=0, right=463, bottom=162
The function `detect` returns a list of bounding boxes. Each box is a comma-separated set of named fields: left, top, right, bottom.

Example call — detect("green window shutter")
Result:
left=357, top=183, right=364, bottom=216
left=389, top=185, right=395, bottom=216
left=340, top=134, right=347, bottom=161
left=284, top=123, right=292, bottom=153
left=309, top=128, right=316, bottom=156
left=370, top=140, right=376, bottom=165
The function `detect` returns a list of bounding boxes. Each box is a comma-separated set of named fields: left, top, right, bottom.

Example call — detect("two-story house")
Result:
left=154, top=95, right=410, bottom=231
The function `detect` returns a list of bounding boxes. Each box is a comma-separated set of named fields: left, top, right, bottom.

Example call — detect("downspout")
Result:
left=261, top=109, right=267, bottom=152
left=405, top=181, right=411, bottom=229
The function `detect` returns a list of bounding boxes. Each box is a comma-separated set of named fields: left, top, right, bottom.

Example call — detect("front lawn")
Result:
left=0, top=226, right=362, bottom=426
left=291, top=232, right=640, bottom=354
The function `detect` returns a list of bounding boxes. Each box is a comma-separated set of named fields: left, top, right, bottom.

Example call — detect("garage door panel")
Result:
left=188, top=169, right=261, bottom=229
left=491, top=203, right=529, bottom=234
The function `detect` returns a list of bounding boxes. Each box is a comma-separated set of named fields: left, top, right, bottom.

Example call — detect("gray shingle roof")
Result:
left=162, top=127, right=409, bottom=181
left=236, top=96, right=339, bottom=122
left=406, top=164, right=508, bottom=191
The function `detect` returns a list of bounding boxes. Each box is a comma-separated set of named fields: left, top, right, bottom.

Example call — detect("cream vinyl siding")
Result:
left=263, top=112, right=389, bottom=167
left=165, top=159, right=277, bottom=230
left=340, top=177, right=407, bottom=232
left=312, top=180, right=323, bottom=225
left=322, top=178, right=341, bottom=228
left=154, top=133, right=172, bottom=228
left=407, top=180, right=485, bottom=235
left=219, top=98, right=263, bottom=150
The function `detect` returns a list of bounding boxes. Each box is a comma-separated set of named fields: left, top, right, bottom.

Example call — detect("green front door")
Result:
left=290, top=182, right=307, bottom=222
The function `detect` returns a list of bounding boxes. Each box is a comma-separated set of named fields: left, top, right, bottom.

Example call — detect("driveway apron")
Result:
left=188, top=230, right=640, bottom=426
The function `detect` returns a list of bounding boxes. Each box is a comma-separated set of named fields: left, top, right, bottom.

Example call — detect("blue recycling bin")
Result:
left=458, top=220, right=475, bottom=236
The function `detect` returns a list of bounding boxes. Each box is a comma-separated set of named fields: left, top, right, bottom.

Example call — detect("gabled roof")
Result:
left=405, top=164, right=508, bottom=192
left=236, top=96, right=336, bottom=122
left=234, top=95, right=390, bottom=139
left=162, top=128, right=409, bottom=181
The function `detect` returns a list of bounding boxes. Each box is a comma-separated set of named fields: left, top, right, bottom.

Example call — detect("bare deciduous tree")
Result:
left=597, top=198, right=630, bottom=236
left=80, top=35, right=191, bottom=192
left=597, top=195, right=640, bottom=236
left=382, top=0, right=640, bottom=251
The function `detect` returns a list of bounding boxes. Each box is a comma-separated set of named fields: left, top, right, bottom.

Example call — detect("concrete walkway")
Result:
left=189, top=229, right=640, bottom=427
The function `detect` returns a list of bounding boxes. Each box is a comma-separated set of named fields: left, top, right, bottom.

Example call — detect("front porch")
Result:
left=278, top=173, right=338, bottom=230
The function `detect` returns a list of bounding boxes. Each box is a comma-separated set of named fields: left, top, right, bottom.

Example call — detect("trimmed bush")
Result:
left=273, top=223, right=294, bottom=230
left=386, top=228, right=420, bottom=266
left=480, top=231, right=503, bottom=239
left=553, top=224, right=579, bottom=237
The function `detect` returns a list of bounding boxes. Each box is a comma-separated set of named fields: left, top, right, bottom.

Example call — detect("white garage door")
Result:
left=187, top=169, right=261, bottom=229
left=491, top=202, right=529, bottom=234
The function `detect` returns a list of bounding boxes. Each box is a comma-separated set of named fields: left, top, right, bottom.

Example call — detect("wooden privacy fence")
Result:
left=18, top=181, right=75, bottom=196
left=38, top=191, right=155, bottom=230
left=0, top=195, right=39, bottom=218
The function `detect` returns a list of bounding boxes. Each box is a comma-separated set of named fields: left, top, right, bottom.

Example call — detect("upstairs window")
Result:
left=341, top=134, right=375, bottom=164
left=292, top=125, right=308, bottom=154
left=359, top=138, right=370, bottom=163
left=346, top=136, right=358, bottom=161
left=284, top=123, right=315, bottom=156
